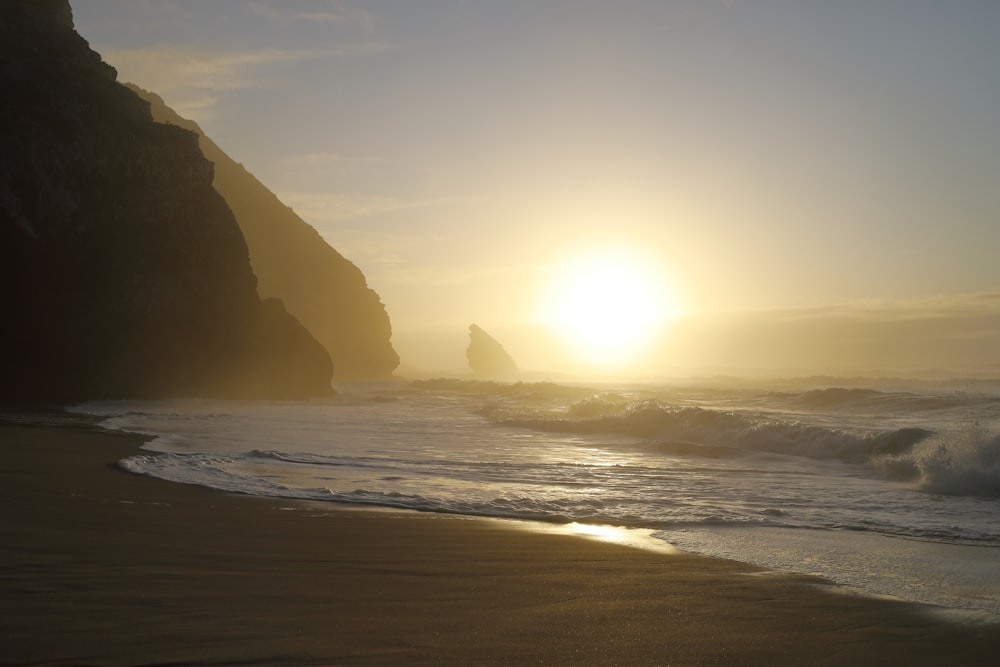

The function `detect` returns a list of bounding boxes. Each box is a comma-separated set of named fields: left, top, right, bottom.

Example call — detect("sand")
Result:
left=2, top=408, right=999, bottom=666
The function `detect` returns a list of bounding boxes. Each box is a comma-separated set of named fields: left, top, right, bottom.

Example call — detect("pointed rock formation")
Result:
left=466, top=324, right=519, bottom=380
left=0, top=0, right=333, bottom=400
left=129, top=86, right=399, bottom=380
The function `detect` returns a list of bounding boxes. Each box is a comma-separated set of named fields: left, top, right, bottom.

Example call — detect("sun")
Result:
left=543, top=247, right=681, bottom=365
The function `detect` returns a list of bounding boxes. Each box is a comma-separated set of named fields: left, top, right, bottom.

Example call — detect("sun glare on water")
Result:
left=544, top=247, right=681, bottom=366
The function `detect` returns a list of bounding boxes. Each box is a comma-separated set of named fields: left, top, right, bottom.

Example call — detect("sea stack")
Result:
left=0, top=0, right=333, bottom=400
left=466, top=324, right=518, bottom=380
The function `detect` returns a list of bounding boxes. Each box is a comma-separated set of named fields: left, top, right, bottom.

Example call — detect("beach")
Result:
left=3, top=411, right=1000, bottom=666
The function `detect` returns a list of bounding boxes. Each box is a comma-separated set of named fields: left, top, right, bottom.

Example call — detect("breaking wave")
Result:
left=874, top=421, right=1000, bottom=498
left=479, top=397, right=934, bottom=464
left=410, top=378, right=594, bottom=402
left=768, top=386, right=1000, bottom=414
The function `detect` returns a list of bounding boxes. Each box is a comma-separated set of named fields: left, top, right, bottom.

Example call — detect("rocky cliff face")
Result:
left=130, top=87, right=400, bottom=380
left=466, top=324, right=519, bottom=380
left=0, top=0, right=333, bottom=400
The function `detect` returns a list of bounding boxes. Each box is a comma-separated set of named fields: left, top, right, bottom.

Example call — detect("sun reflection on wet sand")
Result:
left=529, top=521, right=679, bottom=554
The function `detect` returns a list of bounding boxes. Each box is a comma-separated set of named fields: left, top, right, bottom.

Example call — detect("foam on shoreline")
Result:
left=3, top=411, right=1000, bottom=664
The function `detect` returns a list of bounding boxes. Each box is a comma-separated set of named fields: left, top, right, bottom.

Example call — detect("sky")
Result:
left=71, top=0, right=1000, bottom=378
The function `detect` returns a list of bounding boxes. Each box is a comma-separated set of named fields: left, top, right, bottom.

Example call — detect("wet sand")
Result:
left=2, top=411, right=999, bottom=666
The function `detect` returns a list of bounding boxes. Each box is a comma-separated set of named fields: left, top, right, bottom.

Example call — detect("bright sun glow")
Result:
left=544, top=247, right=681, bottom=366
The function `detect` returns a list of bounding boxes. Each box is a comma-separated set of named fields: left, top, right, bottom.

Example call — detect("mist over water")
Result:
left=74, top=378, right=1000, bottom=617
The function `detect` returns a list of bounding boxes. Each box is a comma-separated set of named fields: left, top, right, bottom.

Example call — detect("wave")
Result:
left=116, top=451, right=791, bottom=530
left=774, top=387, right=885, bottom=408
left=117, top=448, right=999, bottom=544
left=480, top=397, right=935, bottom=463
left=764, top=386, right=1000, bottom=415
left=644, top=440, right=748, bottom=459
left=410, top=378, right=594, bottom=402
left=874, top=422, right=1000, bottom=498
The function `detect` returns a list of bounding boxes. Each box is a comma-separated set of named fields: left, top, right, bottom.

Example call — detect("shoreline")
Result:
left=3, top=410, right=1000, bottom=665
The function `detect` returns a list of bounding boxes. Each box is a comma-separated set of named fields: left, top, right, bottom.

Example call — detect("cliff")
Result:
left=0, top=0, right=333, bottom=400
left=466, top=325, right=519, bottom=380
left=128, top=86, right=400, bottom=380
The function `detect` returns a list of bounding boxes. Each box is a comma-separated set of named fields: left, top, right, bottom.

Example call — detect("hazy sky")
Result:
left=71, top=1, right=1000, bottom=376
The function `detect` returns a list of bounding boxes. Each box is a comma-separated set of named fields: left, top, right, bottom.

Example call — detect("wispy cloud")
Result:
left=101, top=42, right=388, bottom=120
left=277, top=190, right=460, bottom=224
left=272, top=190, right=487, bottom=282
left=75, top=0, right=196, bottom=33
left=758, top=290, right=1000, bottom=322
left=663, top=290, right=1000, bottom=374
left=279, top=152, right=384, bottom=172
left=247, top=1, right=378, bottom=32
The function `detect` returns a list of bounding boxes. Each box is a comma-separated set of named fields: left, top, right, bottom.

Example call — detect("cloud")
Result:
left=753, top=290, right=1000, bottom=323
left=279, top=152, right=384, bottom=172
left=277, top=190, right=463, bottom=223
left=272, top=190, right=466, bottom=269
left=75, top=0, right=196, bottom=32
left=661, top=290, right=1000, bottom=374
left=248, top=1, right=378, bottom=32
left=100, top=42, right=388, bottom=119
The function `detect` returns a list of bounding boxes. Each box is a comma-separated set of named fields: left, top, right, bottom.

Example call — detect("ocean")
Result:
left=72, top=378, right=1000, bottom=620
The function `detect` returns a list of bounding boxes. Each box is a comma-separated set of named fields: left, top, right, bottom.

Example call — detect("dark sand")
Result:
left=2, top=410, right=999, bottom=666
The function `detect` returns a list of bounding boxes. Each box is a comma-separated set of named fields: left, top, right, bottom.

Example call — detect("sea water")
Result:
left=71, top=378, right=1000, bottom=619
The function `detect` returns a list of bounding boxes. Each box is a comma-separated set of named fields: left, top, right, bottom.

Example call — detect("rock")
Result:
left=129, top=86, right=399, bottom=380
left=466, top=324, right=518, bottom=379
left=0, top=1, right=333, bottom=400
left=221, top=299, right=334, bottom=399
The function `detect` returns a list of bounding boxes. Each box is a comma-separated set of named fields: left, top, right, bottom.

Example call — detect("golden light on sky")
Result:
left=542, top=247, right=682, bottom=367
left=70, top=0, right=1000, bottom=377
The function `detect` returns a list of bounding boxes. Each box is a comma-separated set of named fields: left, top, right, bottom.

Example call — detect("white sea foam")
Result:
left=874, top=422, right=1000, bottom=497
left=75, top=379, right=1000, bottom=618
left=660, top=526, right=1000, bottom=618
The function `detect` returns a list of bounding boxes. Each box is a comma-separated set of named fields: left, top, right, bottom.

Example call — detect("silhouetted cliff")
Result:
left=128, top=86, right=400, bottom=380
left=467, top=324, right=518, bottom=380
left=0, top=1, right=333, bottom=400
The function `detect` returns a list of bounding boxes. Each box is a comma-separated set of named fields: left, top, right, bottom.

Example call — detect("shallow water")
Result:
left=73, top=377, right=1000, bottom=617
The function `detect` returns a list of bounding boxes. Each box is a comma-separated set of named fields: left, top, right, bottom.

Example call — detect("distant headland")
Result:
left=0, top=0, right=396, bottom=400
left=129, top=85, right=399, bottom=381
